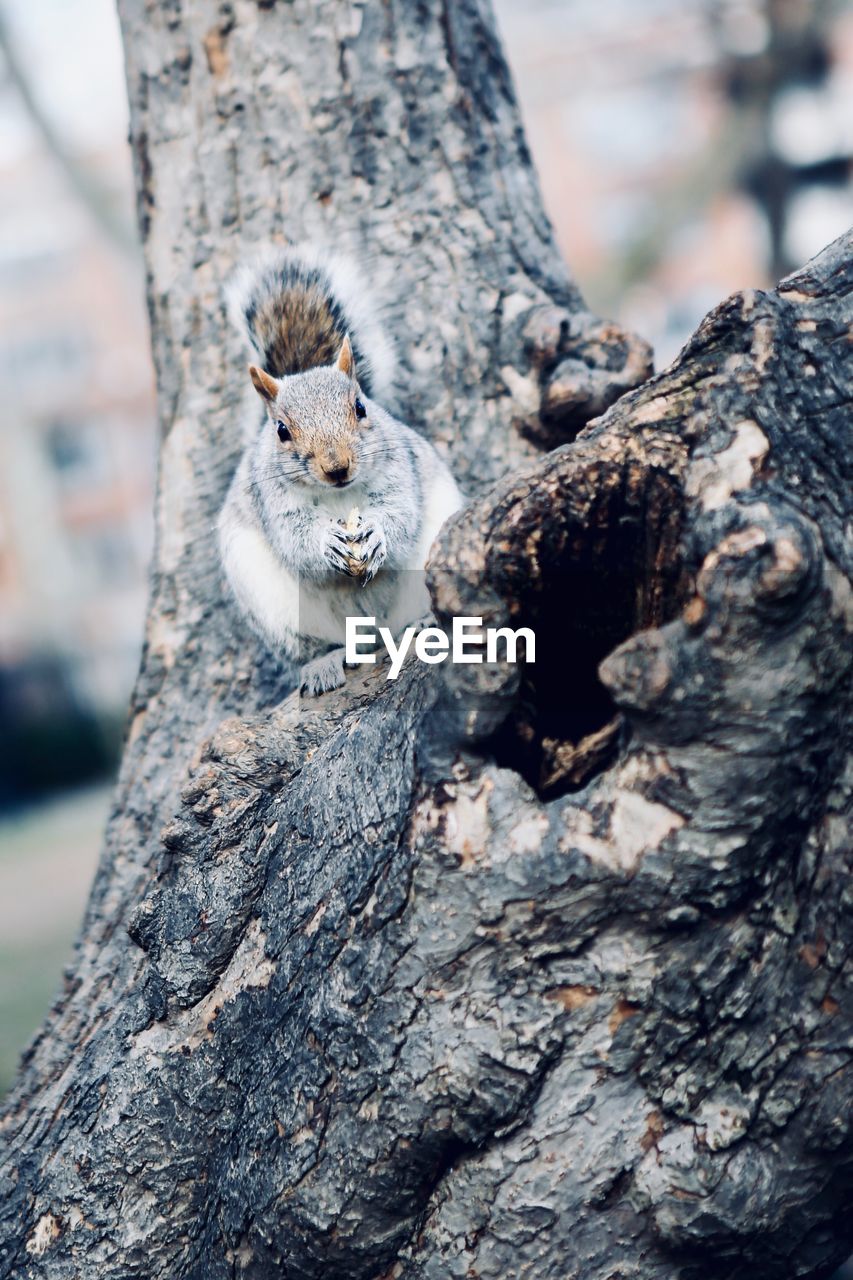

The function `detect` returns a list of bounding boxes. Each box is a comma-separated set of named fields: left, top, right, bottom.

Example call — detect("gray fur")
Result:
left=218, top=248, right=464, bottom=693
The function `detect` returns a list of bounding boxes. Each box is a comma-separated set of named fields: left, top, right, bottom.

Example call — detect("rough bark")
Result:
left=0, top=2, right=850, bottom=1279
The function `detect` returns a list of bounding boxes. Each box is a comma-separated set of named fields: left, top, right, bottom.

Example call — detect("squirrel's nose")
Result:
left=324, top=465, right=351, bottom=485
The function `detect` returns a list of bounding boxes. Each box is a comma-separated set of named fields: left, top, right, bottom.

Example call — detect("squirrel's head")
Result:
left=249, top=337, right=371, bottom=490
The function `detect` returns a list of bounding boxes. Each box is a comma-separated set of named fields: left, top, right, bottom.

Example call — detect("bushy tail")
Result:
left=226, top=246, right=395, bottom=401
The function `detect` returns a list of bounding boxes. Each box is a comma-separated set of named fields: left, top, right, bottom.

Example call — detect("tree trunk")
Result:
left=1, top=3, right=850, bottom=1278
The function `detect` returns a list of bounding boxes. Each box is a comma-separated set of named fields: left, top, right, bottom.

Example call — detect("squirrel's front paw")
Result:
left=322, top=523, right=358, bottom=576
left=352, top=518, right=387, bottom=584
left=300, top=648, right=347, bottom=696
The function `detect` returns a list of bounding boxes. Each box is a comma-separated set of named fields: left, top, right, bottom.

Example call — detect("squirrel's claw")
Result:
left=358, top=521, right=387, bottom=583
left=341, top=515, right=387, bottom=584
left=300, top=648, right=347, bottom=696
left=323, top=524, right=358, bottom=576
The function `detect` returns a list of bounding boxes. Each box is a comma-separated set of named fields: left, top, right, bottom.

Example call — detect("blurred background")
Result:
left=0, top=0, right=850, bottom=1125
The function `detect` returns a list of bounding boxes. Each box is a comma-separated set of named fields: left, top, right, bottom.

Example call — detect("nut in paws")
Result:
left=337, top=508, right=387, bottom=583
left=352, top=518, right=387, bottom=584
left=323, top=523, right=358, bottom=576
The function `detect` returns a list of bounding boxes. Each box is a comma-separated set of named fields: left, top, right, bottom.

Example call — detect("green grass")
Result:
left=0, top=936, right=79, bottom=1091
left=0, top=785, right=110, bottom=1095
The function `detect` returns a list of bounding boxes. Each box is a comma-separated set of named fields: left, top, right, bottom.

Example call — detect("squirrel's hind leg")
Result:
left=299, top=647, right=347, bottom=697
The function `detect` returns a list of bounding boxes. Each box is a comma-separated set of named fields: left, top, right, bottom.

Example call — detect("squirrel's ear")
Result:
left=249, top=364, right=280, bottom=403
left=336, top=335, right=356, bottom=380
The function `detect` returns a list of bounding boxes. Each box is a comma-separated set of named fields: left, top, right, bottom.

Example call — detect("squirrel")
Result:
left=217, top=246, right=463, bottom=695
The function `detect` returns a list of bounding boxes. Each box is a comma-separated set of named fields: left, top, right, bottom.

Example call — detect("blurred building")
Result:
left=0, top=5, right=155, bottom=801
left=494, top=0, right=853, bottom=365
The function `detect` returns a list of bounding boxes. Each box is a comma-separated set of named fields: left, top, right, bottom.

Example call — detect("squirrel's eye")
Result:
left=354, top=399, right=366, bottom=421
left=277, top=421, right=290, bottom=442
